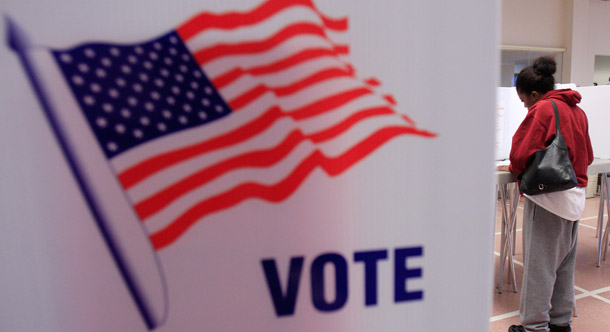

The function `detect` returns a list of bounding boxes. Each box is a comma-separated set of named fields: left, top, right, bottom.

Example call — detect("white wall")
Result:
left=501, top=0, right=566, bottom=48
left=589, top=1, right=610, bottom=56
left=502, top=0, right=610, bottom=86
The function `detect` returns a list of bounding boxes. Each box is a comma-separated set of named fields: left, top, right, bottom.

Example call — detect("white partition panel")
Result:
left=0, top=1, right=498, bottom=331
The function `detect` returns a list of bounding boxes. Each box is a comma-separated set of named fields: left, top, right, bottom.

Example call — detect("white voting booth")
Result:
left=578, top=86, right=610, bottom=159
left=496, top=85, right=610, bottom=161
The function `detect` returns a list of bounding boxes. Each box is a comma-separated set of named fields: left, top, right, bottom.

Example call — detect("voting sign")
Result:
left=0, top=1, right=498, bottom=331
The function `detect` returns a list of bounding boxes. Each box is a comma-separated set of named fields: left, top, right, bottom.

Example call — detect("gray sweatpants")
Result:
left=520, top=198, right=579, bottom=332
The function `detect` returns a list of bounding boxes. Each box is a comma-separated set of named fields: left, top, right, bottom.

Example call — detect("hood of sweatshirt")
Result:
left=543, top=88, right=582, bottom=107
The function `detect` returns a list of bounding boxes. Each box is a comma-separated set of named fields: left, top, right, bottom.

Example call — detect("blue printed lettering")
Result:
left=354, top=249, right=388, bottom=306
left=261, top=246, right=424, bottom=317
left=310, top=253, right=348, bottom=312
left=261, top=257, right=304, bottom=316
left=394, top=247, right=424, bottom=302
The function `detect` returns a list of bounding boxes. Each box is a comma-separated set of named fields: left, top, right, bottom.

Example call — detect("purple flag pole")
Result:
left=6, top=15, right=166, bottom=330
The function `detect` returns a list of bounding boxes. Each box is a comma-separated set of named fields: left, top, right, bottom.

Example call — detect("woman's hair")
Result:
left=515, top=56, right=556, bottom=95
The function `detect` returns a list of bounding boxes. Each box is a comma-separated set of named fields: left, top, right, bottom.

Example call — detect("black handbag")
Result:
left=519, top=100, right=578, bottom=195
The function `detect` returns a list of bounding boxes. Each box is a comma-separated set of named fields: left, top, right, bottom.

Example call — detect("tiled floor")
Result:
left=490, top=194, right=610, bottom=332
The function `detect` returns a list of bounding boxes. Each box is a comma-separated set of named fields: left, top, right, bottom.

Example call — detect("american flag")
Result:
left=44, top=0, right=436, bottom=250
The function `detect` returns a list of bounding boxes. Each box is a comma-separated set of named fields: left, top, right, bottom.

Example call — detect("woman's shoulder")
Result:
left=529, top=99, right=555, bottom=117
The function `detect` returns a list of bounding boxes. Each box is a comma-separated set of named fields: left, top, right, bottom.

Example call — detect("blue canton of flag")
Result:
left=53, top=32, right=232, bottom=158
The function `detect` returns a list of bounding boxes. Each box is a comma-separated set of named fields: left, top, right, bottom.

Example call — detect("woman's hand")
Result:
left=497, top=165, right=510, bottom=172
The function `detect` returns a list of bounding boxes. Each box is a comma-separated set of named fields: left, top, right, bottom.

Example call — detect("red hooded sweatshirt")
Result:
left=509, top=89, right=594, bottom=187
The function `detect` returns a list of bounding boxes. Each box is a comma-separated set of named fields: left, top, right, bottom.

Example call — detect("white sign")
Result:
left=0, top=1, right=498, bottom=331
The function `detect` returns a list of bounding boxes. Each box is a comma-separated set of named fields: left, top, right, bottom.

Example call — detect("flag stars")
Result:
left=108, top=89, right=119, bottom=98
left=102, top=103, right=114, bottom=113
left=101, top=57, right=112, bottom=67
left=127, top=96, right=138, bottom=106
left=54, top=31, right=232, bottom=158
left=121, top=108, right=131, bottom=118
left=72, top=75, right=85, bottom=85
left=83, top=95, right=95, bottom=105
left=115, top=124, right=126, bottom=134
left=78, top=63, right=90, bottom=73
left=60, top=53, right=73, bottom=63
left=96, top=117, right=107, bottom=128
left=133, top=129, right=144, bottom=139
left=90, top=83, right=102, bottom=93
left=84, top=48, right=95, bottom=58
left=107, top=142, right=118, bottom=152
left=109, top=47, right=120, bottom=57
left=95, top=68, right=107, bottom=78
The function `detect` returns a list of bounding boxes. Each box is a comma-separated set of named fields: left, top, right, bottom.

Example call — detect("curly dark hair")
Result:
left=515, top=56, right=556, bottom=95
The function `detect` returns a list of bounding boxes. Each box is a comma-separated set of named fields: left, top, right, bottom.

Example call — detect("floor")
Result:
left=490, top=193, right=610, bottom=332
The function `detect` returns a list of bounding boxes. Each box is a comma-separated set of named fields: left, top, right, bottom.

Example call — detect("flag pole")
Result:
left=6, top=15, right=162, bottom=330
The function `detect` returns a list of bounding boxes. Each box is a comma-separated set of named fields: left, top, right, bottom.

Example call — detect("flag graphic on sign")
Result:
left=8, top=0, right=436, bottom=329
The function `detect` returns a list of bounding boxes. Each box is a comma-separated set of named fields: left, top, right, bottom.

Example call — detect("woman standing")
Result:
left=501, top=56, right=594, bottom=332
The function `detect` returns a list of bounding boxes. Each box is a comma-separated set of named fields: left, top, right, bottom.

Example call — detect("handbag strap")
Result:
left=550, top=100, right=561, bottom=135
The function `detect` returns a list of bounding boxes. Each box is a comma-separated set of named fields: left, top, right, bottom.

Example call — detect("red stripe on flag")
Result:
left=149, top=125, right=436, bottom=250
left=119, top=87, right=373, bottom=189
left=119, top=107, right=283, bottom=189
left=135, top=130, right=304, bottom=220
left=134, top=106, right=398, bottom=219
left=228, top=65, right=356, bottom=110
left=212, top=46, right=350, bottom=89
left=193, top=22, right=336, bottom=65
left=177, top=0, right=347, bottom=41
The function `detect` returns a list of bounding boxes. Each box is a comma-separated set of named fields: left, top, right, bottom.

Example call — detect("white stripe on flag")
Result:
left=183, top=6, right=330, bottom=49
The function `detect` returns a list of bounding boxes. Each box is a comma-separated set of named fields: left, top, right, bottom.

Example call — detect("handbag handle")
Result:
left=550, top=100, right=560, bottom=135
left=549, top=99, right=568, bottom=150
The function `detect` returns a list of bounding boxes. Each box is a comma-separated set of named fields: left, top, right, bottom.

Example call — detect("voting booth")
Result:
left=0, top=1, right=498, bottom=331
left=496, top=85, right=610, bottom=160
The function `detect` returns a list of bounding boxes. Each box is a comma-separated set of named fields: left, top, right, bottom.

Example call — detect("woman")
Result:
left=500, top=56, right=594, bottom=332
